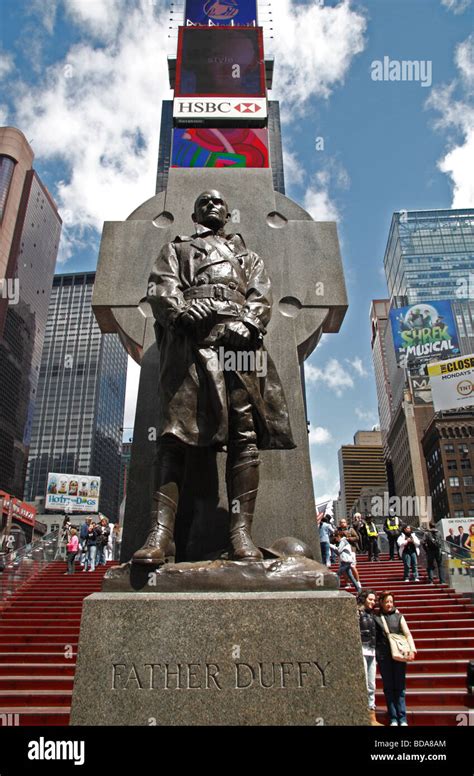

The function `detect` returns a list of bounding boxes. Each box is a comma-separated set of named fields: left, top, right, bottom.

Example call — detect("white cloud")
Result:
left=426, top=35, right=474, bottom=207
left=123, top=356, right=140, bottom=430
left=309, top=425, right=332, bottom=445
left=346, top=356, right=369, bottom=377
left=283, top=149, right=305, bottom=187
left=12, top=2, right=172, bottom=260
left=63, top=0, right=128, bottom=41
left=269, top=0, right=367, bottom=115
left=0, top=52, right=14, bottom=78
left=355, top=407, right=378, bottom=425
left=305, top=358, right=354, bottom=396
left=441, top=0, right=472, bottom=13
left=0, top=105, right=9, bottom=125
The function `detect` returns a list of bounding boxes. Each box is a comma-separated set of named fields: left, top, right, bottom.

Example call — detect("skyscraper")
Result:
left=25, top=272, right=127, bottom=520
left=338, top=430, right=387, bottom=519
left=0, top=127, right=62, bottom=497
left=371, top=208, right=474, bottom=523
left=384, top=209, right=474, bottom=354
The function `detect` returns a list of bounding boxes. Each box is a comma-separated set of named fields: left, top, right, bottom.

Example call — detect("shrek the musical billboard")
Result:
left=389, top=300, right=460, bottom=368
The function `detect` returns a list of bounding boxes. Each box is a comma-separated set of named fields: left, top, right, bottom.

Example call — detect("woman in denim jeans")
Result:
left=375, top=591, right=416, bottom=726
left=331, top=530, right=361, bottom=592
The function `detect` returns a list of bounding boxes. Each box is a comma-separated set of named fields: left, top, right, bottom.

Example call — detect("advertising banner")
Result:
left=427, top=354, right=474, bottom=412
left=184, top=0, right=258, bottom=27
left=176, top=27, right=265, bottom=97
left=0, top=490, right=36, bottom=527
left=389, top=300, right=460, bottom=368
left=440, top=518, right=474, bottom=555
left=173, top=97, right=267, bottom=125
left=171, top=127, right=269, bottom=168
left=46, top=473, right=101, bottom=513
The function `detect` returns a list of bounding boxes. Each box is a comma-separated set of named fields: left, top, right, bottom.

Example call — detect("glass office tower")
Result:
left=25, top=272, right=127, bottom=520
left=384, top=208, right=474, bottom=353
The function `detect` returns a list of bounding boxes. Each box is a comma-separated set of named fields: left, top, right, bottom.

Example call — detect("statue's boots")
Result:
left=228, top=453, right=263, bottom=562
left=132, top=491, right=176, bottom=566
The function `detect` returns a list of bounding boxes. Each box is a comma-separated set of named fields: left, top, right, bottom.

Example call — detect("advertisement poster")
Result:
left=427, top=354, right=474, bottom=412
left=171, top=127, right=269, bottom=168
left=176, top=27, right=265, bottom=97
left=46, top=473, right=101, bottom=513
left=440, top=517, right=474, bottom=557
left=389, top=300, right=460, bottom=368
left=184, top=0, right=258, bottom=27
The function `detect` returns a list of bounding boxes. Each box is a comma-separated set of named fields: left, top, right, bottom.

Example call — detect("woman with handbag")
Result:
left=375, top=591, right=416, bottom=726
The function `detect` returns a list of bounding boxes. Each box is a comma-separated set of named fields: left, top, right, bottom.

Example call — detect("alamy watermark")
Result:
left=370, top=492, right=432, bottom=520
left=207, top=346, right=267, bottom=377
left=371, top=57, right=432, bottom=87
left=0, top=278, right=19, bottom=305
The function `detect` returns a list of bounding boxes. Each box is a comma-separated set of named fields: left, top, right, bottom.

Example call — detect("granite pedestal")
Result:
left=70, top=591, right=370, bottom=726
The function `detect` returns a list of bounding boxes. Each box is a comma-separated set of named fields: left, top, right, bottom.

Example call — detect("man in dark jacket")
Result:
left=422, top=521, right=444, bottom=584
left=133, top=190, right=295, bottom=566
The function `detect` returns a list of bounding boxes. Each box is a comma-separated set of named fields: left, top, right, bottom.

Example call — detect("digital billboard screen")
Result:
left=389, top=300, right=460, bottom=369
left=172, top=127, right=269, bottom=168
left=184, top=0, right=258, bottom=27
left=175, top=26, right=265, bottom=97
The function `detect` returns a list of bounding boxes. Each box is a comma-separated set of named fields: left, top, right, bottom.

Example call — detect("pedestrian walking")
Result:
left=331, top=530, right=362, bottom=592
left=319, top=516, right=334, bottom=567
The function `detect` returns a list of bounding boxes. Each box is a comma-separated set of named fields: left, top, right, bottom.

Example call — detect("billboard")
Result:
left=173, top=97, right=267, bottom=125
left=175, top=27, right=265, bottom=97
left=389, top=300, right=460, bottom=369
left=440, top=518, right=474, bottom=551
left=0, top=490, right=36, bottom=527
left=46, top=473, right=101, bottom=513
left=171, top=127, right=269, bottom=168
left=427, top=354, right=474, bottom=412
left=184, top=0, right=258, bottom=26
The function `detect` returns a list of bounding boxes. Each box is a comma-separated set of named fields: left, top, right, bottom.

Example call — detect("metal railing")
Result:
left=0, top=529, right=60, bottom=608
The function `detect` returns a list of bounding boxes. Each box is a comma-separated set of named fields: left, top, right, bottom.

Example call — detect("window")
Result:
left=461, top=460, right=471, bottom=470
left=449, top=477, right=460, bottom=487
left=452, top=493, right=463, bottom=504
left=464, top=476, right=474, bottom=486
left=445, top=444, right=455, bottom=453
left=447, top=460, right=457, bottom=470
left=459, top=444, right=469, bottom=454
left=454, top=510, right=465, bottom=518
left=0, top=156, right=15, bottom=221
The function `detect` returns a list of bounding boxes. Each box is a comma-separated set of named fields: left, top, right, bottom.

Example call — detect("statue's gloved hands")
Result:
left=178, top=300, right=216, bottom=332
left=222, top=320, right=253, bottom=349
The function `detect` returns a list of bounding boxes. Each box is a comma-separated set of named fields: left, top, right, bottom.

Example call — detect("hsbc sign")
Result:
left=173, top=97, right=267, bottom=124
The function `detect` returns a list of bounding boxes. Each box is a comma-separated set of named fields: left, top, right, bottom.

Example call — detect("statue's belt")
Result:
left=183, top=284, right=245, bottom=306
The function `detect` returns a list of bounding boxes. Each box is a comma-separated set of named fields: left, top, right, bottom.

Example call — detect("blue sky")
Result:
left=1, top=0, right=473, bottom=505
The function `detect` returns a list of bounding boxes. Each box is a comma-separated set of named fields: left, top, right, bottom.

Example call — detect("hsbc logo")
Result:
left=173, top=97, right=267, bottom=122
left=235, top=102, right=261, bottom=113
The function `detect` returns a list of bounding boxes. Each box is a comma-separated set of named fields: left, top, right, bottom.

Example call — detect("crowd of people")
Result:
left=61, top=515, right=114, bottom=574
left=318, top=512, right=446, bottom=584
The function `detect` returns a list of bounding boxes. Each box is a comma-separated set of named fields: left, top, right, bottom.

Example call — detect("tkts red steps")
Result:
left=0, top=561, right=113, bottom=726
left=0, top=556, right=472, bottom=725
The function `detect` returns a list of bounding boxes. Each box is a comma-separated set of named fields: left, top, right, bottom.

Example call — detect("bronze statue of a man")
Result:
left=133, top=190, right=295, bottom=566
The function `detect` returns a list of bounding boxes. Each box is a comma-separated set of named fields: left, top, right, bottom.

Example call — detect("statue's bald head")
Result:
left=192, top=190, right=230, bottom=232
